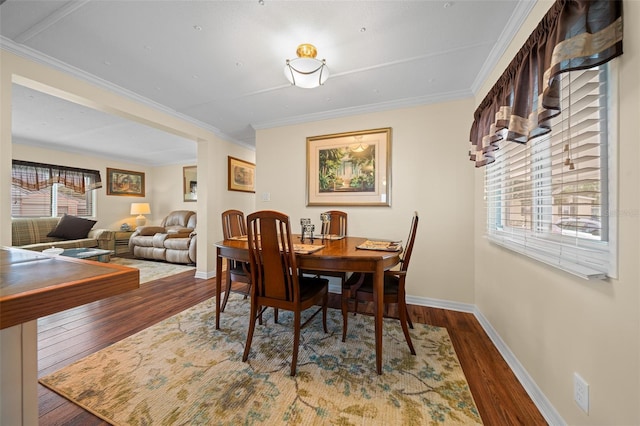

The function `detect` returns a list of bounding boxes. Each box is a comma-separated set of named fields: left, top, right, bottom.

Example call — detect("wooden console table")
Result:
left=0, top=247, right=140, bottom=425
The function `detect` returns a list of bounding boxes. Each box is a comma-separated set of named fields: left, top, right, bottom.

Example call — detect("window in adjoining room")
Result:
left=11, top=160, right=100, bottom=218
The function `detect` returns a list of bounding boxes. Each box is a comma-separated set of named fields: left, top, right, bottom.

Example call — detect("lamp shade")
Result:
left=130, top=203, right=150, bottom=215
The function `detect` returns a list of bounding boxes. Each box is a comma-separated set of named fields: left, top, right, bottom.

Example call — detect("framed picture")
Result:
left=183, top=165, right=197, bottom=202
left=307, top=127, right=391, bottom=206
left=106, top=168, right=145, bottom=197
left=228, top=156, right=256, bottom=193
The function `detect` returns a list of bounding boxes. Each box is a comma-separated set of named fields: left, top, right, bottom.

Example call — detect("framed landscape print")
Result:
left=106, top=168, right=145, bottom=197
left=228, top=156, right=255, bottom=193
left=306, top=127, right=391, bottom=206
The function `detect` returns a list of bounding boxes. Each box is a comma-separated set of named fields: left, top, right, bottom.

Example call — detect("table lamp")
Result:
left=130, top=202, right=151, bottom=227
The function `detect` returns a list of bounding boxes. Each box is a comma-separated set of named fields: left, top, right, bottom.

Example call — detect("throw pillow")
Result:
left=47, top=214, right=97, bottom=240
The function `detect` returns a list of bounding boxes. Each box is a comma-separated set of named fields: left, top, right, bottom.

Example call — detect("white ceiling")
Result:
left=1, top=0, right=534, bottom=166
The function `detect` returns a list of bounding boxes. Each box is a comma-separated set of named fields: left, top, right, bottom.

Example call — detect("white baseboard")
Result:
left=195, top=270, right=214, bottom=280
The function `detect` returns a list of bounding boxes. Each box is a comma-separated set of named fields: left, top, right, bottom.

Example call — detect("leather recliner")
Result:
left=128, top=210, right=197, bottom=264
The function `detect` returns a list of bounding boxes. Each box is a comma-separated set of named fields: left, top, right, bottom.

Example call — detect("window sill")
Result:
left=487, top=236, right=607, bottom=280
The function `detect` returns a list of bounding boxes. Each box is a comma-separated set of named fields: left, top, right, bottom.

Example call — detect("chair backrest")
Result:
left=324, top=210, right=347, bottom=236
left=221, top=209, right=246, bottom=239
left=161, top=210, right=195, bottom=228
left=247, top=210, right=300, bottom=302
left=400, top=211, right=419, bottom=272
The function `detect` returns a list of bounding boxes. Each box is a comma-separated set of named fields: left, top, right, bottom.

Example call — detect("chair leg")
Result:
left=406, top=306, right=414, bottom=329
left=291, top=310, right=301, bottom=376
left=220, top=273, right=232, bottom=312
left=242, top=300, right=259, bottom=362
left=322, top=292, right=328, bottom=334
left=397, top=298, right=416, bottom=355
left=341, top=291, right=349, bottom=342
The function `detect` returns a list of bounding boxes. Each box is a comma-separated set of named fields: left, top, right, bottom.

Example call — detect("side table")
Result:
left=114, top=231, right=134, bottom=255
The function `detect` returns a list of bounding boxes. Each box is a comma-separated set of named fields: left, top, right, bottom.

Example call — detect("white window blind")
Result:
left=485, top=62, right=616, bottom=280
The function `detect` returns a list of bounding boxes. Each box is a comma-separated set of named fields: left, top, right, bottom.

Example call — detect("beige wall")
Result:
left=255, top=99, right=476, bottom=302
left=473, top=1, right=640, bottom=425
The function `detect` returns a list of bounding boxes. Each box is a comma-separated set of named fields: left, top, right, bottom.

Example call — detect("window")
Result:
left=485, top=62, right=617, bottom=279
left=11, top=182, right=95, bottom=217
left=11, top=160, right=101, bottom=218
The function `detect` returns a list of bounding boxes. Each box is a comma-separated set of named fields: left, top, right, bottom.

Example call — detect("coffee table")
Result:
left=61, top=248, right=113, bottom=262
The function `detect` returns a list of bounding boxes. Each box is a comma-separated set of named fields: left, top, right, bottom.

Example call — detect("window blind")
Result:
left=485, top=64, right=612, bottom=279
left=11, top=161, right=99, bottom=218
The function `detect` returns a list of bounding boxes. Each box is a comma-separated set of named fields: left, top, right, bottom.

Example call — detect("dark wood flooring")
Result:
left=37, top=270, right=547, bottom=425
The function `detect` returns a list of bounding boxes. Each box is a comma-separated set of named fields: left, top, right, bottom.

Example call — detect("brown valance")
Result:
left=469, top=0, right=623, bottom=167
left=12, top=160, right=102, bottom=194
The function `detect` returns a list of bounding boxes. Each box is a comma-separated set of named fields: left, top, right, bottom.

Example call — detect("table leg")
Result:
left=215, top=247, right=222, bottom=330
left=374, top=259, right=384, bottom=374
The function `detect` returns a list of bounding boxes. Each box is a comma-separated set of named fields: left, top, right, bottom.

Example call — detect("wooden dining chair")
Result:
left=220, top=209, right=251, bottom=312
left=340, top=211, right=419, bottom=355
left=242, top=210, right=329, bottom=376
left=305, top=210, right=349, bottom=286
left=323, top=210, right=347, bottom=237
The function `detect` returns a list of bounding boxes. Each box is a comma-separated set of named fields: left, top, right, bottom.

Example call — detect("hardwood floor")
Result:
left=38, top=271, right=547, bottom=425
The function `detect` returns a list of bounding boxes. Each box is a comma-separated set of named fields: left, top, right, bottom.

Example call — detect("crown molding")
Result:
left=470, top=0, right=537, bottom=96
left=1, top=36, right=244, bottom=147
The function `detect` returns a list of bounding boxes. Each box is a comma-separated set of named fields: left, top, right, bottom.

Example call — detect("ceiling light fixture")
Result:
left=284, top=44, right=329, bottom=89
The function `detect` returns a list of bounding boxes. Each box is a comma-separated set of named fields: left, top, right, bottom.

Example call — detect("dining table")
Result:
left=214, top=235, right=402, bottom=375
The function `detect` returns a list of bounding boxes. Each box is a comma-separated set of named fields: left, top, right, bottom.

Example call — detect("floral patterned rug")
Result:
left=110, top=257, right=195, bottom=284
left=39, top=294, right=482, bottom=425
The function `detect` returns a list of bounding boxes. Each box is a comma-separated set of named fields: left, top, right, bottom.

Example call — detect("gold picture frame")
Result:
left=306, top=127, right=391, bottom=206
left=106, top=167, right=145, bottom=197
left=183, top=165, right=197, bottom=202
left=228, top=156, right=255, bottom=193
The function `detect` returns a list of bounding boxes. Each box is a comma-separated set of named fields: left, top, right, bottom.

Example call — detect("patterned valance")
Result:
left=12, top=160, right=102, bottom=194
left=469, top=0, right=623, bottom=167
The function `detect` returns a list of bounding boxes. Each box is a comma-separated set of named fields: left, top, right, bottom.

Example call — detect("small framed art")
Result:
left=228, top=156, right=255, bottom=193
left=106, top=168, right=145, bottom=197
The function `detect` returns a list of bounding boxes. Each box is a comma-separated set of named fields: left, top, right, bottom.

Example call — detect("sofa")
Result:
left=11, top=216, right=113, bottom=252
left=128, top=210, right=197, bottom=265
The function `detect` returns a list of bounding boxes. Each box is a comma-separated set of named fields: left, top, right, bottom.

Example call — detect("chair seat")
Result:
left=300, top=276, right=330, bottom=300
left=344, top=273, right=399, bottom=296
left=229, top=262, right=250, bottom=277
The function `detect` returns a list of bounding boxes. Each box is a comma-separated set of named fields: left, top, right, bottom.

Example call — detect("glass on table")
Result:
left=300, top=218, right=311, bottom=241
left=320, top=213, right=331, bottom=238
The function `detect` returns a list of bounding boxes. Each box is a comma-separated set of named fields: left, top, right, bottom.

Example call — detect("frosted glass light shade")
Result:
left=284, top=44, right=329, bottom=89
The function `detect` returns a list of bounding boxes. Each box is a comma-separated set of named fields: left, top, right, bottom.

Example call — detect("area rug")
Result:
left=39, top=294, right=482, bottom=425
left=109, top=257, right=195, bottom=284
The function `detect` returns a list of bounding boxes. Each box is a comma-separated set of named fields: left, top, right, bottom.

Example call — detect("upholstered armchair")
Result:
left=128, top=210, right=197, bottom=264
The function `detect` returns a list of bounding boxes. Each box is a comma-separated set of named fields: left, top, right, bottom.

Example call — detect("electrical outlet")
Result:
left=574, top=372, right=589, bottom=413
left=261, top=192, right=271, bottom=202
